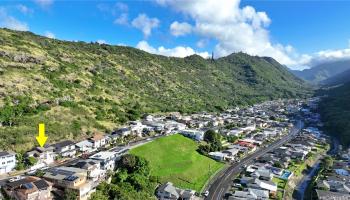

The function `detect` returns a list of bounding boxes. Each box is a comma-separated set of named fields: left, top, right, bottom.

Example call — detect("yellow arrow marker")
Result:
left=36, top=123, right=48, bottom=147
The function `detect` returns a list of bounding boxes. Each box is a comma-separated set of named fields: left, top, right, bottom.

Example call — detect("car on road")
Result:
left=26, top=170, right=37, bottom=175
left=224, top=192, right=233, bottom=198
left=232, top=183, right=242, bottom=188
left=203, top=190, right=209, bottom=197
left=41, top=166, right=49, bottom=171
left=9, top=176, right=23, bottom=182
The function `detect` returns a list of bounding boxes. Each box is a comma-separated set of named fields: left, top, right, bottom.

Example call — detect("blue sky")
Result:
left=1, top=0, right=350, bottom=70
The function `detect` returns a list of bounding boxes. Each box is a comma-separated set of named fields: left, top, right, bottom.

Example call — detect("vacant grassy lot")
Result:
left=273, top=177, right=287, bottom=200
left=129, top=134, right=224, bottom=191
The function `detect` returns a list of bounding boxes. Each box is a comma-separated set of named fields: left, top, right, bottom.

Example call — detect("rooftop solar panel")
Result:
left=23, top=183, right=33, bottom=189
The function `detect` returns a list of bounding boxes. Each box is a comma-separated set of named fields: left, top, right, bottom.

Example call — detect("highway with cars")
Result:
left=206, top=120, right=303, bottom=200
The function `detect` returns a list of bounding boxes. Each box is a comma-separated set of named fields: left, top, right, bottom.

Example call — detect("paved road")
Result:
left=206, top=120, right=303, bottom=200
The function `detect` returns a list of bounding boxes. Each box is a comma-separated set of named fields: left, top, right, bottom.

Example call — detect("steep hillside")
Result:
left=318, top=82, right=350, bottom=146
left=292, top=60, right=350, bottom=83
left=321, top=68, right=350, bottom=86
left=0, top=28, right=309, bottom=151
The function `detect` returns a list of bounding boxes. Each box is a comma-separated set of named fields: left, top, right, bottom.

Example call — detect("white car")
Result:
left=203, top=191, right=210, bottom=197
left=41, top=166, right=49, bottom=171
left=233, top=183, right=242, bottom=188
left=9, top=176, right=23, bottom=182
left=26, top=170, right=37, bottom=175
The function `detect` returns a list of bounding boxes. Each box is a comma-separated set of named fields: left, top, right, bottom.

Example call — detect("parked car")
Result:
left=232, top=183, right=242, bottom=188
left=9, top=176, right=23, bottom=182
left=203, top=190, right=210, bottom=197
left=26, top=170, right=37, bottom=175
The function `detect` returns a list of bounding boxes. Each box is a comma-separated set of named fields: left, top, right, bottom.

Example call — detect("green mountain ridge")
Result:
left=321, top=68, right=350, bottom=86
left=319, top=82, right=350, bottom=146
left=0, top=28, right=309, bottom=151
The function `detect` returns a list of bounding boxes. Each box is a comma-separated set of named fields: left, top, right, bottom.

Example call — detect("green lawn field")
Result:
left=129, top=134, right=225, bottom=191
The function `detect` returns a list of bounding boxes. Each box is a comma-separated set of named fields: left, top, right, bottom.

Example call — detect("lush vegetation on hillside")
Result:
left=321, top=68, right=350, bottom=86
left=0, top=28, right=308, bottom=151
left=129, top=134, right=224, bottom=191
left=318, top=82, right=350, bottom=146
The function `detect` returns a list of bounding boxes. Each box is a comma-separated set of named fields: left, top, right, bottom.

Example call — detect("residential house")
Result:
left=222, top=148, right=240, bottom=158
left=164, top=121, right=186, bottom=133
left=247, top=178, right=277, bottom=195
left=70, top=159, right=106, bottom=182
left=112, top=127, right=131, bottom=137
left=230, top=188, right=269, bottom=200
left=252, top=168, right=273, bottom=181
left=239, top=139, right=263, bottom=146
left=75, top=140, right=94, bottom=154
left=227, top=129, right=244, bottom=137
left=316, top=190, right=350, bottom=200
left=208, top=152, right=229, bottom=161
left=143, top=121, right=165, bottom=132
left=0, top=151, right=16, bottom=174
left=237, top=141, right=256, bottom=152
left=43, top=167, right=95, bottom=200
left=290, top=149, right=308, bottom=160
left=156, top=182, right=195, bottom=200
left=25, top=146, right=56, bottom=165
left=262, top=129, right=278, bottom=138
left=228, top=144, right=250, bottom=155
left=89, top=151, right=118, bottom=171
left=156, top=182, right=179, bottom=200
left=179, top=129, right=204, bottom=141
left=3, top=176, right=53, bottom=200
left=52, top=140, right=76, bottom=158
left=241, top=124, right=256, bottom=132
left=88, top=134, right=107, bottom=149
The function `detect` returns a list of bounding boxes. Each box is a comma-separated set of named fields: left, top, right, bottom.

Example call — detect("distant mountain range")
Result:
left=291, top=60, right=350, bottom=84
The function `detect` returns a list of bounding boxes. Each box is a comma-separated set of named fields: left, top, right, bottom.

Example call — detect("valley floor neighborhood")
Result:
left=0, top=97, right=343, bottom=200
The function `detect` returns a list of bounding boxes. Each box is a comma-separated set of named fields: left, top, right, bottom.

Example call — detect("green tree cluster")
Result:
left=90, top=154, right=157, bottom=200
left=198, top=130, right=224, bottom=155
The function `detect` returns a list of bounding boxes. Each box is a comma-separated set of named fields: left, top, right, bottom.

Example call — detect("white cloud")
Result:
left=0, top=8, right=29, bottom=31
left=155, top=0, right=305, bottom=68
left=306, top=48, right=350, bottom=67
left=114, top=13, right=128, bottom=25
left=44, top=31, right=55, bottom=39
left=97, top=39, right=106, bottom=44
left=170, top=21, right=192, bottom=36
left=136, top=40, right=210, bottom=58
left=196, top=39, right=208, bottom=48
left=115, top=2, right=128, bottom=12
left=17, top=4, right=33, bottom=15
left=34, top=0, right=54, bottom=8
left=131, top=14, right=160, bottom=37
left=157, top=0, right=350, bottom=70
left=98, top=2, right=130, bottom=26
